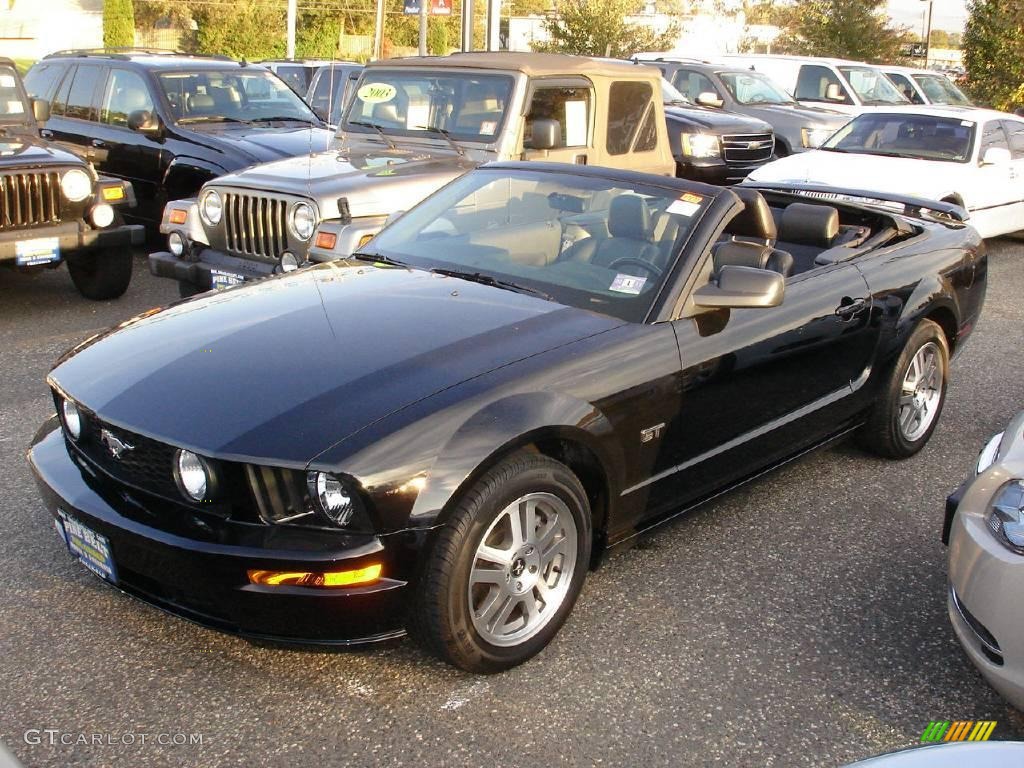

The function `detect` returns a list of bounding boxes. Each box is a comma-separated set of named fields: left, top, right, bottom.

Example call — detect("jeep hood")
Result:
left=50, top=262, right=620, bottom=465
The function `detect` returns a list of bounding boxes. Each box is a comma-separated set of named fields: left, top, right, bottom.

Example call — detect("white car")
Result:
left=749, top=106, right=1024, bottom=238
left=881, top=65, right=973, bottom=107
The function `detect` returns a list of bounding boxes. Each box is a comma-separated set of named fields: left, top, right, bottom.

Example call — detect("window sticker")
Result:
left=564, top=100, right=587, bottom=146
left=480, top=120, right=497, bottom=135
left=406, top=100, right=429, bottom=130
left=357, top=83, right=397, bottom=104
left=6, top=100, right=23, bottom=114
left=610, top=274, right=647, bottom=294
left=667, top=196, right=701, bottom=217
left=0, top=75, right=15, bottom=88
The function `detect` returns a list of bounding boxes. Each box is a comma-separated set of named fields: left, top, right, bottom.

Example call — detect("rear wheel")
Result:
left=410, top=452, right=591, bottom=673
left=66, top=245, right=133, bottom=300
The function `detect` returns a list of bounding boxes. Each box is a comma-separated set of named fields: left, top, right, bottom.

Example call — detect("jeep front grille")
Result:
left=0, top=171, right=62, bottom=230
left=722, top=133, right=774, bottom=165
left=223, top=192, right=290, bottom=259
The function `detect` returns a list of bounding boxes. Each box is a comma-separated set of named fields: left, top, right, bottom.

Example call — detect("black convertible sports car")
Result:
left=29, top=162, right=986, bottom=672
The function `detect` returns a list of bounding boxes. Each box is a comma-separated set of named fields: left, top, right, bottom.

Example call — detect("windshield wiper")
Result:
left=818, top=146, right=850, bottom=153
left=352, top=251, right=409, bottom=268
left=430, top=268, right=553, bottom=301
left=415, top=125, right=465, bottom=157
left=250, top=115, right=318, bottom=125
left=348, top=120, right=397, bottom=150
left=178, top=115, right=252, bottom=125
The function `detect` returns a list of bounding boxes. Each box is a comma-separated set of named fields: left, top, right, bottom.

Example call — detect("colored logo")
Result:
left=921, top=720, right=997, bottom=742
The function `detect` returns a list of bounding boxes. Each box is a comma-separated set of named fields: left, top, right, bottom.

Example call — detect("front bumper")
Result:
left=675, top=157, right=767, bottom=186
left=946, top=413, right=1024, bottom=710
left=148, top=248, right=277, bottom=291
left=28, top=420, right=410, bottom=646
left=0, top=221, right=144, bottom=264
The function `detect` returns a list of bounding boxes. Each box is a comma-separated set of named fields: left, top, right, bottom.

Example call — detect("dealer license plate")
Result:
left=211, top=269, right=244, bottom=289
left=15, top=237, right=60, bottom=266
left=54, top=508, right=117, bottom=584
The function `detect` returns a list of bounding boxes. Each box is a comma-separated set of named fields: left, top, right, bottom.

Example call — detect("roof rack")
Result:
left=44, top=48, right=234, bottom=62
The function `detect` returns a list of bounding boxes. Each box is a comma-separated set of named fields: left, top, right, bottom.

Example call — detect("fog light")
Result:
left=247, top=563, right=382, bottom=588
left=169, top=208, right=188, bottom=225
left=168, top=231, right=185, bottom=257
left=279, top=252, right=299, bottom=272
left=91, top=203, right=114, bottom=228
left=315, top=231, right=337, bottom=250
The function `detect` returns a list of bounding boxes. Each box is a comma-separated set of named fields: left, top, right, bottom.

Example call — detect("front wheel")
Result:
left=66, top=246, right=133, bottom=300
left=858, top=319, right=949, bottom=458
left=410, top=452, right=592, bottom=673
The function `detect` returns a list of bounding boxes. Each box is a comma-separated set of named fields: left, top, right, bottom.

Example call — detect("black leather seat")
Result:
left=725, top=187, right=778, bottom=243
left=776, top=202, right=840, bottom=273
left=562, top=194, right=661, bottom=270
left=712, top=188, right=793, bottom=278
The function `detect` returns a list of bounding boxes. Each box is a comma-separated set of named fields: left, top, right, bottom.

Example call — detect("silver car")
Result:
left=945, top=410, right=1024, bottom=711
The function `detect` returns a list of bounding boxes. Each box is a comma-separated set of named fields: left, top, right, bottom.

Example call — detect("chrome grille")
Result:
left=223, top=192, right=290, bottom=259
left=0, top=171, right=62, bottom=230
left=722, top=133, right=774, bottom=165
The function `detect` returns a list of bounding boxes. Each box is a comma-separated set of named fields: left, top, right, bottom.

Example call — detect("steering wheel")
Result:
left=606, top=257, right=663, bottom=280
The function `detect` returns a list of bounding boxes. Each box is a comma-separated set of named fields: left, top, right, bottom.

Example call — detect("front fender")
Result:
left=161, top=159, right=230, bottom=202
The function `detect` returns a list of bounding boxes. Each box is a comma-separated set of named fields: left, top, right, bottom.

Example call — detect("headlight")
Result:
left=801, top=126, right=835, bottom=148
left=307, top=471, right=356, bottom=526
left=987, top=480, right=1024, bottom=554
left=90, top=203, right=114, bottom=228
left=61, top=398, right=82, bottom=440
left=199, top=190, right=222, bottom=226
left=680, top=133, right=721, bottom=158
left=977, top=432, right=1004, bottom=474
left=61, top=169, right=92, bottom=202
left=290, top=202, right=316, bottom=241
left=168, top=231, right=186, bottom=257
left=279, top=252, right=299, bottom=272
left=175, top=449, right=209, bottom=502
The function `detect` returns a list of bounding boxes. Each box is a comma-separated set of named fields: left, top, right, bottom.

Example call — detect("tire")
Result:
left=66, top=245, right=133, bottom=300
left=857, top=319, right=949, bottom=458
left=178, top=281, right=205, bottom=299
left=410, top=451, right=592, bottom=673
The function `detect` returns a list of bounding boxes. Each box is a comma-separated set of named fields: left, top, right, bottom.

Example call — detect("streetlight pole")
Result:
left=419, top=0, right=429, bottom=55
left=922, top=0, right=933, bottom=67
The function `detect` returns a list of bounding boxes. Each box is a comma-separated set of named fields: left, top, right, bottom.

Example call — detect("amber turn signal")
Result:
left=247, top=563, right=382, bottom=588
left=315, top=231, right=337, bottom=250
left=101, top=185, right=126, bottom=202
left=357, top=233, right=374, bottom=248
left=168, top=208, right=188, bottom=225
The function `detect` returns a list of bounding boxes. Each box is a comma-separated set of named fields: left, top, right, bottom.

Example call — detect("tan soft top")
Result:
left=366, top=52, right=655, bottom=79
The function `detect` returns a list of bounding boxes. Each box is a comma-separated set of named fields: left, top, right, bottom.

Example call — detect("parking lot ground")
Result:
left=2, top=242, right=1023, bottom=768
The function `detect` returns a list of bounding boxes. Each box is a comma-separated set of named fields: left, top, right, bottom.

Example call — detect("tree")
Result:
left=533, top=0, right=679, bottom=58
left=773, top=0, right=908, bottom=63
left=962, top=0, right=1024, bottom=108
left=104, top=0, right=136, bottom=48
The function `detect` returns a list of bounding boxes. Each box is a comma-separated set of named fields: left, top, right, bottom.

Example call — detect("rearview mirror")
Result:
left=693, top=265, right=784, bottom=309
left=31, top=98, right=49, bottom=123
left=128, top=109, right=160, bottom=134
left=981, top=146, right=1011, bottom=166
left=696, top=91, right=724, bottom=108
left=527, top=118, right=561, bottom=151
left=825, top=83, right=844, bottom=102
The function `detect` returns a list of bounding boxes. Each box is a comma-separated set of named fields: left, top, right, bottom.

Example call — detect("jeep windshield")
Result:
left=360, top=167, right=713, bottom=323
left=158, top=69, right=318, bottom=125
left=341, top=71, right=514, bottom=144
left=838, top=67, right=908, bottom=106
left=822, top=113, right=974, bottom=162
left=719, top=71, right=797, bottom=106
left=0, top=65, right=31, bottom=124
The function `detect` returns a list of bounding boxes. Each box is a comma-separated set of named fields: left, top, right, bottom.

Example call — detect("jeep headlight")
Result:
left=61, top=169, right=92, bottom=202
left=987, top=480, right=1024, bottom=554
left=290, top=202, right=316, bottom=241
left=680, top=133, right=721, bottom=158
left=307, top=471, right=356, bottom=527
left=801, top=126, right=835, bottom=148
left=199, top=189, right=222, bottom=226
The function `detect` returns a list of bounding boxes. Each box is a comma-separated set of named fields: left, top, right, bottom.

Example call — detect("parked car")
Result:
left=305, top=62, right=363, bottom=127
left=845, top=743, right=1024, bottom=767
left=749, top=107, right=1024, bottom=239
left=880, top=65, right=973, bottom=107
left=945, top=410, right=1024, bottom=712
left=0, top=57, right=143, bottom=299
left=637, top=57, right=848, bottom=156
left=31, top=160, right=985, bottom=671
left=259, top=59, right=335, bottom=95
left=718, top=54, right=910, bottom=114
left=24, top=50, right=332, bottom=232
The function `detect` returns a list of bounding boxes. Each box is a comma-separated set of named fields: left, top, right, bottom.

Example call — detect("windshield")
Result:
left=913, top=73, right=971, bottom=106
left=661, top=79, right=691, bottom=104
left=838, top=67, right=908, bottom=105
left=0, top=66, right=30, bottom=122
left=158, top=69, right=318, bottom=124
left=341, top=70, right=514, bottom=143
left=362, top=168, right=712, bottom=323
left=822, top=113, right=974, bottom=162
left=310, top=65, right=362, bottom=124
left=719, top=71, right=796, bottom=105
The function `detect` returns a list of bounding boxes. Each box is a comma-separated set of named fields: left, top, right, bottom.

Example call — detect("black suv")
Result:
left=24, top=50, right=333, bottom=233
left=0, top=58, right=142, bottom=299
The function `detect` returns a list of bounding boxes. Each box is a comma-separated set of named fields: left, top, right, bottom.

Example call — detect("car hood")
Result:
left=0, top=133, right=85, bottom=168
left=664, top=104, right=772, bottom=134
left=739, top=103, right=850, bottom=128
left=50, top=263, right=621, bottom=466
left=748, top=149, right=958, bottom=194
left=189, top=123, right=336, bottom=165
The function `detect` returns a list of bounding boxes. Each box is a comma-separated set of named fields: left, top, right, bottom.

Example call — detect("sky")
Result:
left=886, top=0, right=968, bottom=34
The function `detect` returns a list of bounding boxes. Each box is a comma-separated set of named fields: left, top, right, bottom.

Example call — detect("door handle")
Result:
left=574, top=154, right=588, bottom=165
left=91, top=139, right=106, bottom=148
left=835, top=297, right=867, bottom=319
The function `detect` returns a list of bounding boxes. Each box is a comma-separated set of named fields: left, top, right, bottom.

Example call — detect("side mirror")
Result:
left=692, top=265, right=784, bottom=309
left=696, top=91, right=724, bottom=108
left=981, top=146, right=1011, bottom=166
left=527, top=118, right=561, bottom=150
left=825, top=83, right=845, bottom=102
left=31, top=98, right=50, bottom=123
left=128, top=109, right=160, bottom=134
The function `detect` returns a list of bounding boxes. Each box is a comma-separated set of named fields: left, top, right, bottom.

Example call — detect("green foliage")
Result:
left=962, top=0, right=1024, bottom=108
left=774, top=0, right=908, bottom=63
left=533, top=0, right=679, bottom=58
left=104, top=0, right=136, bottom=48
left=192, top=0, right=286, bottom=59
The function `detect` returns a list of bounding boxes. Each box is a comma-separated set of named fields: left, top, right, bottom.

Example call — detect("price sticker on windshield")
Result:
left=357, top=83, right=397, bottom=104
left=667, top=192, right=704, bottom=217
left=610, top=274, right=647, bottom=294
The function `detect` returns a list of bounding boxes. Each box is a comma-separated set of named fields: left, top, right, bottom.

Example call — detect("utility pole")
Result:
left=286, top=0, right=297, bottom=58
left=462, top=0, right=473, bottom=52
left=419, top=0, right=429, bottom=55
left=373, top=0, right=385, bottom=59
left=922, top=0, right=933, bottom=67
left=486, top=0, right=501, bottom=50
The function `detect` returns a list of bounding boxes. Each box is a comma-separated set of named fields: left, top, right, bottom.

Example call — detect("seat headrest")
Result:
left=724, top=187, right=777, bottom=241
left=779, top=203, right=839, bottom=247
left=188, top=94, right=215, bottom=111
left=608, top=195, right=651, bottom=241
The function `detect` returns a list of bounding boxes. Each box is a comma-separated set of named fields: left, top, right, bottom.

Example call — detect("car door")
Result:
left=90, top=67, right=163, bottom=224
left=969, top=120, right=1015, bottom=237
left=646, top=257, right=878, bottom=512
left=793, top=64, right=855, bottom=111
left=1000, top=119, right=1024, bottom=223
left=671, top=68, right=723, bottom=107
left=44, top=63, right=105, bottom=163
left=885, top=72, right=924, bottom=104
left=521, top=79, right=594, bottom=165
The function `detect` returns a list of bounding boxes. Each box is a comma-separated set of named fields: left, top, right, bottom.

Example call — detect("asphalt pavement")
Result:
left=1, top=241, right=1023, bottom=768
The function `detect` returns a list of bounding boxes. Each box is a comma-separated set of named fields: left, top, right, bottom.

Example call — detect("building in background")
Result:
left=0, top=0, right=103, bottom=61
